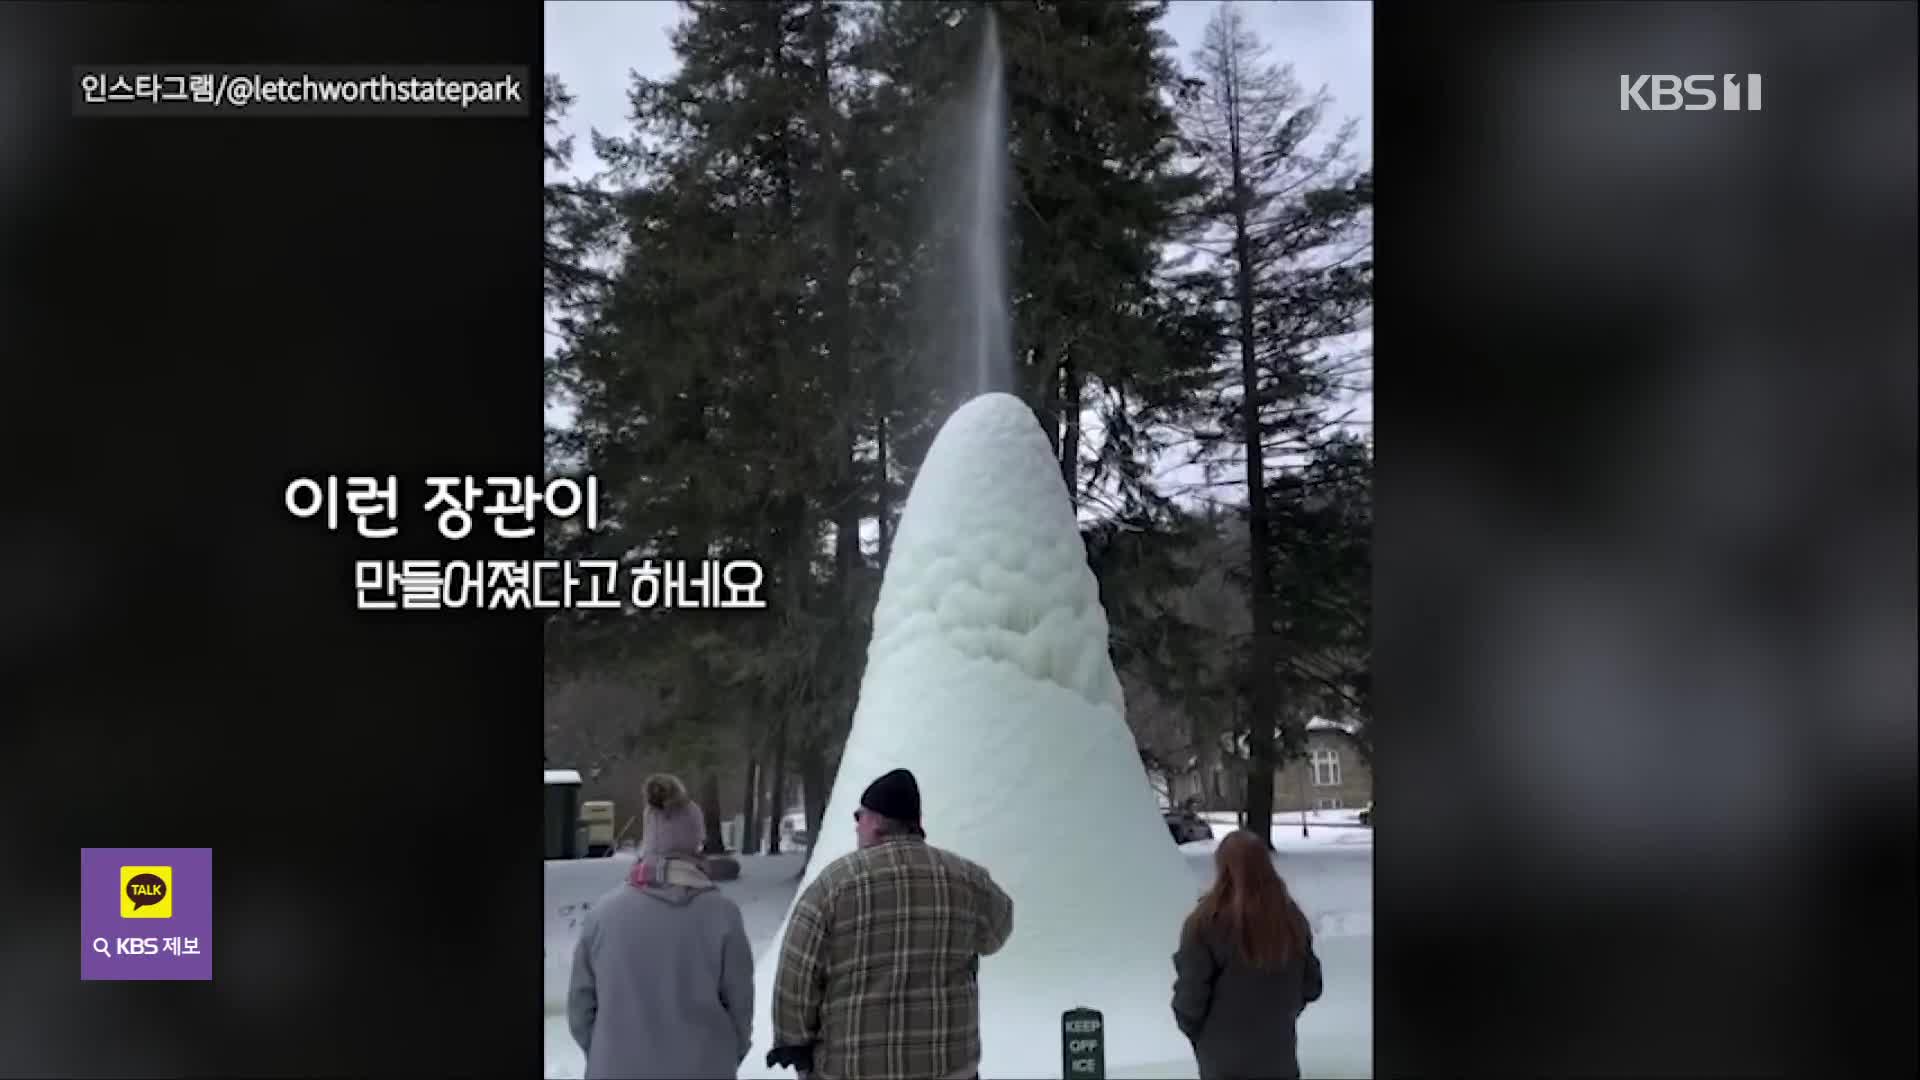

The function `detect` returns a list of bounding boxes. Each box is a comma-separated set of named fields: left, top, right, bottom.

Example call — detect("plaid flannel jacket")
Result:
left=771, top=835, right=1015, bottom=1080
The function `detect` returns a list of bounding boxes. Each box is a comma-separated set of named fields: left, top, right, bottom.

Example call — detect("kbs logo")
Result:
left=1620, top=74, right=1763, bottom=112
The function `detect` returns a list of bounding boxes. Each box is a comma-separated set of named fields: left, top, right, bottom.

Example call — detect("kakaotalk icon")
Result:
left=81, top=848, right=213, bottom=981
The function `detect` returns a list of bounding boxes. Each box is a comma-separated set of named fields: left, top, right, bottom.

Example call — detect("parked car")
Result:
left=1164, top=807, right=1214, bottom=844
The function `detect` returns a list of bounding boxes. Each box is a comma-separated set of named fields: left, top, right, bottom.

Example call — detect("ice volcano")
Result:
left=744, top=392, right=1200, bottom=1078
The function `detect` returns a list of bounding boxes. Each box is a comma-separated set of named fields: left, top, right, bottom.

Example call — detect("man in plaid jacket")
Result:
left=769, top=769, right=1016, bottom=1080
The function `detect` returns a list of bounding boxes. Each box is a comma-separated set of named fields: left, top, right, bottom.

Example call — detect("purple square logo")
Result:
left=80, top=847, right=212, bottom=981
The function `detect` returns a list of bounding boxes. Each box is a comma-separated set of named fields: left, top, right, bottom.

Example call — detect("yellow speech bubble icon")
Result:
left=119, top=865, right=173, bottom=919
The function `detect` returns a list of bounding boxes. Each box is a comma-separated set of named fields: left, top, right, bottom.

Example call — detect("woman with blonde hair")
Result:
left=1170, top=829, right=1323, bottom=1080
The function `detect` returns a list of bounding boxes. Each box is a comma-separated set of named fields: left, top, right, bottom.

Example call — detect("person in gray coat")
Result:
left=569, top=774, right=754, bottom=1080
left=1170, top=829, right=1324, bottom=1080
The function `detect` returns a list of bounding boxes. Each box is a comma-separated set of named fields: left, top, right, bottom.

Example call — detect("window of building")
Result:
left=1315, top=797, right=1343, bottom=811
left=1311, top=747, right=1341, bottom=787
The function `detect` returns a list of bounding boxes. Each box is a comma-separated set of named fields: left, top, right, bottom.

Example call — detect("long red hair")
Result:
left=1186, top=829, right=1312, bottom=970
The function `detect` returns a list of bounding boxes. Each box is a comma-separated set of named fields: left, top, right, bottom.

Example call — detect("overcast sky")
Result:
left=545, top=0, right=1372, bottom=181
left=543, top=0, right=1373, bottom=512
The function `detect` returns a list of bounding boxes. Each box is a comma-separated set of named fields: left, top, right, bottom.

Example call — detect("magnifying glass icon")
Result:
left=91, top=937, right=111, bottom=958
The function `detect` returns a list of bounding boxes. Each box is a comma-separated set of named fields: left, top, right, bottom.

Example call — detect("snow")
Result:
left=736, top=392, right=1239, bottom=1080
left=545, top=769, right=582, bottom=785
left=543, top=853, right=810, bottom=1015
left=541, top=395, right=1371, bottom=1077
left=1198, top=808, right=1374, bottom=845
left=1209, top=717, right=1363, bottom=759
left=543, top=844, right=1370, bottom=1078
left=543, top=853, right=634, bottom=1014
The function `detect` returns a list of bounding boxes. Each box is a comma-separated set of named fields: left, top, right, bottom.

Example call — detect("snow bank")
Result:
left=1193, top=810, right=1375, bottom=855
left=541, top=394, right=1372, bottom=1079
left=544, top=843, right=1371, bottom=1080
left=742, top=393, right=1202, bottom=1079
left=542, top=854, right=634, bottom=1013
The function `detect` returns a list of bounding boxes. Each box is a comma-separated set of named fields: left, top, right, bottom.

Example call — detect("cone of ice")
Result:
left=745, top=392, right=1200, bottom=1078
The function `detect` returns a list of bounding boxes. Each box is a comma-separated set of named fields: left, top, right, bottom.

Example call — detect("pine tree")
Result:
left=1001, top=2, right=1203, bottom=496
left=1268, top=431, right=1371, bottom=761
left=1176, top=2, right=1373, bottom=846
left=545, top=4, right=800, bottom=794
left=557, top=0, right=902, bottom=852
left=544, top=1, right=1306, bottom=841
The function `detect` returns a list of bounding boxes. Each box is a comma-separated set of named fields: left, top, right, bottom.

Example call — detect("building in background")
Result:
left=1162, top=718, right=1372, bottom=813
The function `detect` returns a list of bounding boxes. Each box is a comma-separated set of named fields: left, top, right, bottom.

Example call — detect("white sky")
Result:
left=544, top=0, right=1373, bottom=517
left=545, top=1, right=1371, bottom=174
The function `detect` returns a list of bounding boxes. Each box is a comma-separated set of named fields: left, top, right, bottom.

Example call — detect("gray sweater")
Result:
left=1170, top=915, right=1323, bottom=1080
left=568, top=864, right=754, bottom=1080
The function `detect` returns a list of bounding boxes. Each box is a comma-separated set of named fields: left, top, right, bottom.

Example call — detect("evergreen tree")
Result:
left=542, top=1, right=1321, bottom=842
left=1268, top=432, right=1371, bottom=764
left=1176, top=2, right=1373, bottom=846
left=553, top=0, right=895, bottom=850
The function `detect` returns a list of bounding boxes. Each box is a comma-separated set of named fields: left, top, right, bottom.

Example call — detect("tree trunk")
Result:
left=830, top=457, right=861, bottom=612
left=875, top=401, right=894, bottom=563
left=817, top=0, right=861, bottom=616
left=1029, top=333, right=1060, bottom=456
left=763, top=716, right=789, bottom=855
left=1059, top=347, right=1082, bottom=507
left=796, top=743, right=830, bottom=870
left=762, top=485, right=810, bottom=857
left=1227, top=61, right=1280, bottom=852
left=700, top=771, right=727, bottom=854
left=740, top=755, right=760, bottom=854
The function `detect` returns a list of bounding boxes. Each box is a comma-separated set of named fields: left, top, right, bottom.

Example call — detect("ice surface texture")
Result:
left=742, top=393, right=1202, bottom=1078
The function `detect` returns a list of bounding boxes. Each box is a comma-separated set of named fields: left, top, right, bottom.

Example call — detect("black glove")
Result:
left=766, top=1044, right=816, bottom=1073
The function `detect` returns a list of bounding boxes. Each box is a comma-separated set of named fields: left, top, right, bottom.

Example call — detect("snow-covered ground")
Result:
left=733, top=394, right=1221, bottom=1079
left=1201, top=808, right=1375, bottom=847
left=546, top=397, right=1372, bottom=1078
left=545, top=835, right=1370, bottom=1079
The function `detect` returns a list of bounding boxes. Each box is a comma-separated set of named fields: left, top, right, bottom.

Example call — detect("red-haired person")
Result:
left=1170, top=830, right=1324, bottom=1080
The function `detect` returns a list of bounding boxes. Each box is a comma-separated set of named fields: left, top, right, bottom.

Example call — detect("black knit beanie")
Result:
left=859, top=768, right=922, bottom=826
